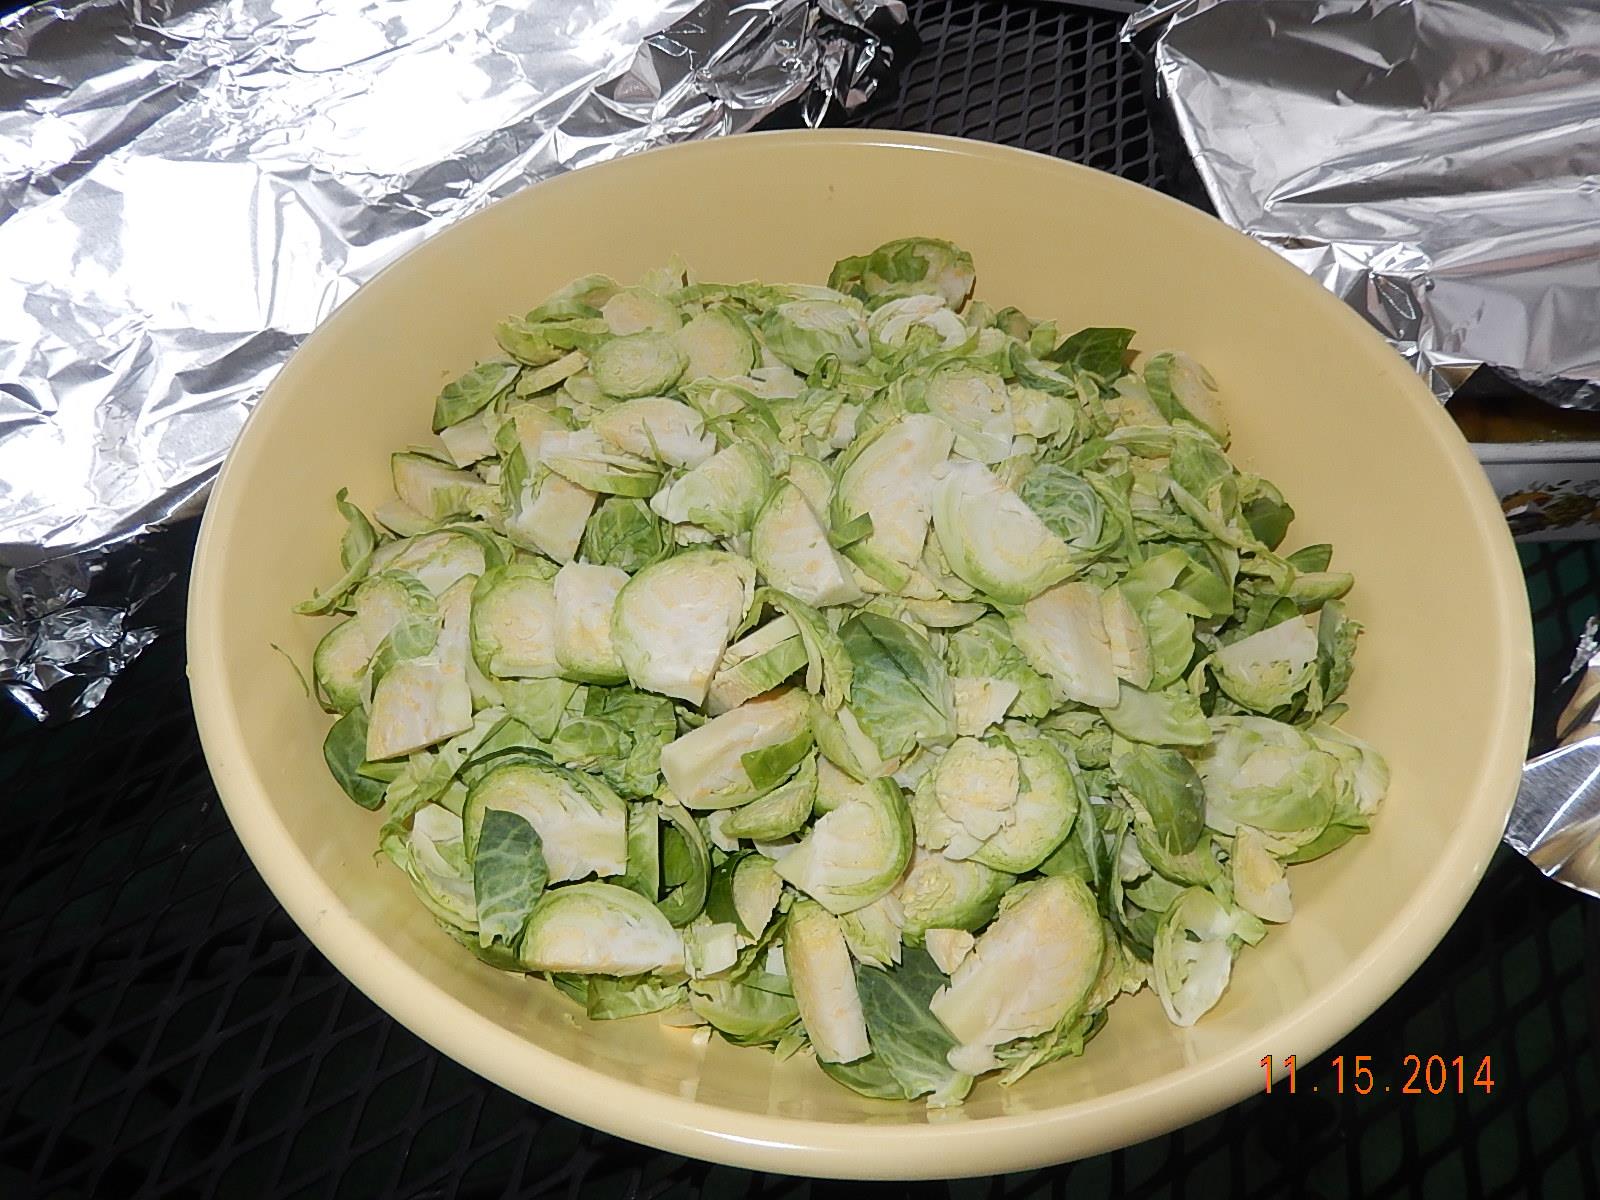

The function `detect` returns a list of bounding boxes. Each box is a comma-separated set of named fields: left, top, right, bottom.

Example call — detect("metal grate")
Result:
left=2, top=2, right=1599, bottom=1197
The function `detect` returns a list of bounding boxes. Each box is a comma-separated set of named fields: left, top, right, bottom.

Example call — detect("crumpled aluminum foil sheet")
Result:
left=1125, top=0, right=1600, bottom=405
left=0, top=0, right=911, bottom=719
left=1510, top=617, right=1600, bottom=901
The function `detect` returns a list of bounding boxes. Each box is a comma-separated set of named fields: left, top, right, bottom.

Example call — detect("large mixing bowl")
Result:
left=188, top=130, right=1533, bottom=1178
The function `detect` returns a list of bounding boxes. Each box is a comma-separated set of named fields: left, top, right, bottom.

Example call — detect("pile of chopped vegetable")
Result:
left=296, top=237, right=1388, bottom=1106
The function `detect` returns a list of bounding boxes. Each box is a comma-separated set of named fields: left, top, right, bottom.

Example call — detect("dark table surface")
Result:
left=3, top=1, right=1600, bottom=1197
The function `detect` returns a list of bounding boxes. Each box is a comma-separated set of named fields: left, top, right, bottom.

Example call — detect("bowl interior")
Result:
left=188, top=131, right=1532, bottom=1177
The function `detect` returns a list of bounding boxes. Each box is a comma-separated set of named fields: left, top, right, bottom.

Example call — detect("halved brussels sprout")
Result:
left=520, top=882, right=685, bottom=975
left=611, top=550, right=755, bottom=705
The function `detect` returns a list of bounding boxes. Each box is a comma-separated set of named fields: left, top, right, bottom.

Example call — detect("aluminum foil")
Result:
left=0, top=0, right=911, bottom=719
left=1125, top=0, right=1600, bottom=405
left=1510, top=617, right=1600, bottom=901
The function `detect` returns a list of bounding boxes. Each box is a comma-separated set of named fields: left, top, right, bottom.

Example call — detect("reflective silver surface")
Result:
left=1510, top=617, right=1600, bottom=900
left=1126, top=0, right=1600, bottom=405
left=0, top=0, right=908, bottom=716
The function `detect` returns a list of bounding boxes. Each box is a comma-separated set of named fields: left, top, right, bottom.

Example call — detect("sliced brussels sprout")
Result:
left=590, top=331, right=687, bottom=398
left=923, top=736, right=1021, bottom=859
left=1100, top=681, right=1210, bottom=747
left=385, top=804, right=478, bottom=931
left=1195, top=716, right=1337, bottom=838
left=580, top=496, right=669, bottom=572
left=684, top=918, right=741, bottom=979
left=758, top=299, right=870, bottom=373
left=751, top=481, right=864, bottom=608
left=1151, top=887, right=1263, bottom=1026
left=705, top=616, right=808, bottom=715
left=689, top=976, right=800, bottom=1046
left=465, top=760, right=627, bottom=882
left=839, top=892, right=905, bottom=969
left=828, top=238, right=976, bottom=309
left=432, top=361, right=518, bottom=433
left=675, top=308, right=758, bottom=381
left=969, top=735, right=1080, bottom=873
left=945, top=615, right=1055, bottom=720
left=868, top=294, right=968, bottom=353
left=931, top=460, right=1076, bottom=604
left=721, top=753, right=818, bottom=841
left=950, top=677, right=1021, bottom=737
left=370, top=530, right=491, bottom=598
left=923, top=927, right=975, bottom=975
left=1144, top=351, right=1229, bottom=444
left=774, top=777, right=912, bottom=915
left=658, top=688, right=813, bottom=809
left=520, top=882, right=685, bottom=975
left=590, top=397, right=715, bottom=468
left=917, top=364, right=1014, bottom=463
left=1211, top=616, right=1319, bottom=713
left=537, top=429, right=661, bottom=497
left=784, top=900, right=871, bottom=1063
left=518, top=350, right=588, bottom=396
left=832, top=414, right=955, bottom=590
left=470, top=565, right=560, bottom=680
left=649, top=440, right=771, bottom=537
left=552, top=562, right=629, bottom=685
left=1231, top=825, right=1293, bottom=923
left=438, top=410, right=499, bottom=467
left=366, top=655, right=473, bottom=761
left=601, top=287, right=681, bottom=336
left=313, top=575, right=430, bottom=712
left=928, top=876, right=1103, bottom=1074
left=1010, top=581, right=1120, bottom=708
left=391, top=452, right=495, bottom=523
left=611, top=550, right=755, bottom=705
left=1018, top=464, right=1106, bottom=550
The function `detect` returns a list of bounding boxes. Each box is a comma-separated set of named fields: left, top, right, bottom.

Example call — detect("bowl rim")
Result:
left=187, top=128, right=1534, bottom=1179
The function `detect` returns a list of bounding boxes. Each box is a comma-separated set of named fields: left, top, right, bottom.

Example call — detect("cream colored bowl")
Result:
left=188, top=131, right=1533, bottom=1178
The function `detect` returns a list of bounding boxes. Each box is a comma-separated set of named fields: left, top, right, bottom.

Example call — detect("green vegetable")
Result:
left=296, top=238, right=1387, bottom=1106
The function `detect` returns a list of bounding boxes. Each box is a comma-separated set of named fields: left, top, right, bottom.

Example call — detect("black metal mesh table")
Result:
left=4, top=1, right=1599, bottom=1196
